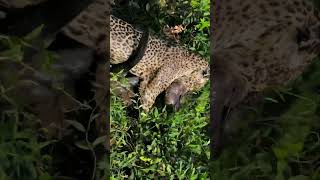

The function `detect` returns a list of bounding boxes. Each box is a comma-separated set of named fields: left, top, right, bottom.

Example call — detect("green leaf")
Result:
left=75, top=141, right=91, bottom=150
left=93, top=135, right=107, bottom=147
left=66, top=120, right=86, bottom=132
left=154, top=108, right=159, bottom=117
left=38, top=140, right=57, bottom=149
left=23, top=25, right=44, bottom=42
left=265, top=97, right=279, bottom=103
left=273, top=147, right=288, bottom=160
left=0, top=43, right=23, bottom=61
left=139, top=156, right=152, bottom=162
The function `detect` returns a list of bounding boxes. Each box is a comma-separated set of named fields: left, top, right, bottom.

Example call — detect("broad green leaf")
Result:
left=66, top=120, right=86, bottom=132
left=75, top=141, right=91, bottom=151
left=93, top=135, right=108, bottom=147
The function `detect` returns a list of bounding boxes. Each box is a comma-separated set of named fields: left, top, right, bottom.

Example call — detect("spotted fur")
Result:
left=110, top=15, right=209, bottom=111
left=62, top=0, right=107, bottom=54
left=211, top=0, right=320, bottom=158
left=62, top=0, right=209, bottom=111
left=213, top=0, right=320, bottom=94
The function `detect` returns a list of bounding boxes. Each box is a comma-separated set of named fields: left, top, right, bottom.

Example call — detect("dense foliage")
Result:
left=111, top=0, right=210, bottom=179
left=0, top=26, right=107, bottom=179
left=111, top=0, right=320, bottom=179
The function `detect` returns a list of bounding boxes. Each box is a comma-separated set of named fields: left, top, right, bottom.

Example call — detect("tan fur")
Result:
left=63, top=3, right=209, bottom=111
left=210, top=0, right=320, bottom=158
left=213, top=0, right=320, bottom=94
left=62, top=0, right=107, bottom=54
left=110, top=15, right=209, bottom=111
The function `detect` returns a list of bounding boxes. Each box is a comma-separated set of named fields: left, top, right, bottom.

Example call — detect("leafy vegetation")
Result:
left=209, top=59, right=320, bottom=180
left=0, top=26, right=107, bottom=179
left=111, top=0, right=320, bottom=179
left=111, top=73, right=210, bottom=179
left=111, top=0, right=210, bottom=179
